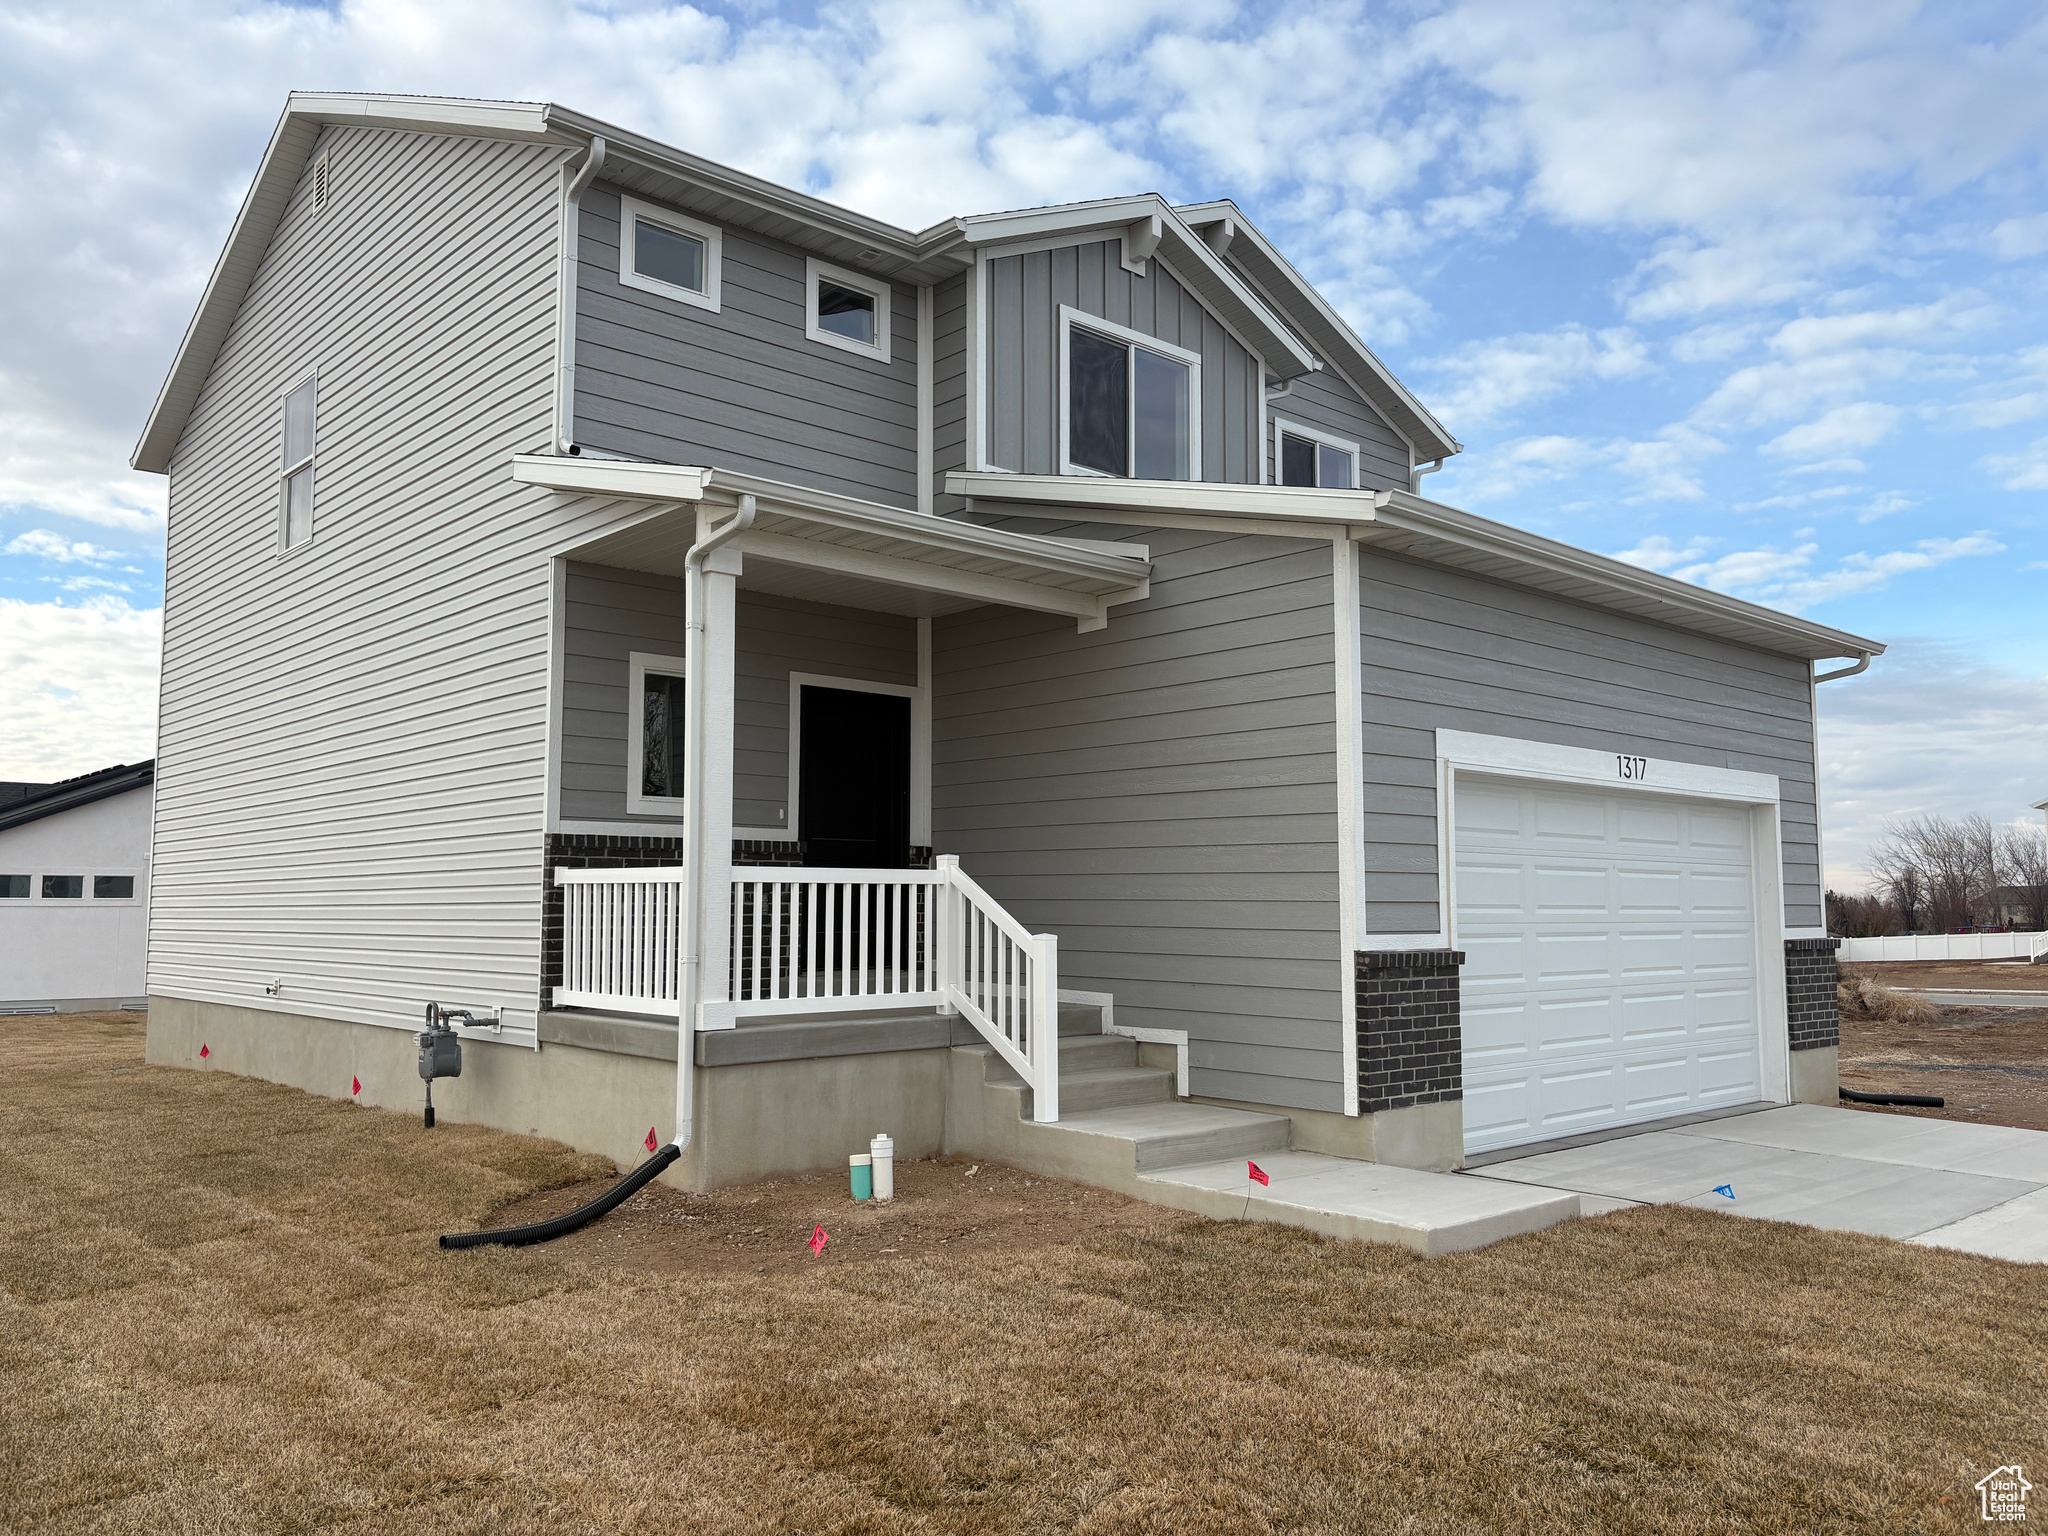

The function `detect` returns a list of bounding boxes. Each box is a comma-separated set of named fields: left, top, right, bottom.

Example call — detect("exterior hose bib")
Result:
left=440, top=1142, right=682, bottom=1249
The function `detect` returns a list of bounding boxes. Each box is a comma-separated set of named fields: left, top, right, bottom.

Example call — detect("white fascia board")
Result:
left=1179, top=198, right=1460, bottom=461
left=957, top=196, right=1317, bottom=379
left=291, top=92, right=565, bottom=142
left=949, top=469, right=1379, bottom=523
left=741, top=530, right=1105, bottom=620
left=1437, top=729, right=1782, bottom=804
left=1373, top=488, right=1885, bottom=662
left=513, top=456, right=1149, bottom=589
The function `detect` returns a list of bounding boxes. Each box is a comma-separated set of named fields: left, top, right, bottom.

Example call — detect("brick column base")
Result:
left=1356, top=949, right=1465, bottom=1114
left=1785, top=936, right=1842, bottom=1052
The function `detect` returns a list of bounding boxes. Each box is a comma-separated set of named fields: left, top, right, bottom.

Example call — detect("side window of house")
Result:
left=94, top=875, right=136, bottom=899
left=0, top=875, right=28, bottom=898
left=42, top=875, right=84, bottom=898
left=619, top=196, right=721, bottom=312
left=628, top=652, right=689, bottom=811
left=281, top=375, right=316, bottom=548
left=1276, top=423, right=1357, bottom=489
left=805, top=258, right=890, bottom=361
left=1062, top=307, right=1198, bottom=481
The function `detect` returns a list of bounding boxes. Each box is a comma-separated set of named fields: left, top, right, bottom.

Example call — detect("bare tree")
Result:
left=1826, top=888, right=1901, bottom=938
left=2001, top=821, right=2048, bottom=932
left=1866, top=812, right=2016, bottom=933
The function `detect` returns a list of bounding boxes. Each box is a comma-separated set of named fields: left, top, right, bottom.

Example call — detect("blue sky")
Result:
left=2, top=0, right=2044, bottom=884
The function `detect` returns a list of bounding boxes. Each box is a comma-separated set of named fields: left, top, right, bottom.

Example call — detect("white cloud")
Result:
left=1989, top=212, right=2048, bottom=259
left=6, top=529, right=122, bottom=563
left=1610, top=531, right=2004, bottom=613
left=1857, top=490, right=1914, bottom=522
left=0, top=596, right=160, bottom=779
left=1416, top=324, right=1651, bottom=429
left=1983, top=438, right=2048, bottom=491
left=1730, top=485, right=1857, bottom=512
left=1761, top=401, right=1902, bottom=461
left=1444, top=423, right=1719, bottom=503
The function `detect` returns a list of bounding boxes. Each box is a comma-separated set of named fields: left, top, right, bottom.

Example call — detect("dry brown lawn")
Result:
left=4, top=1012, right=2044, bottom=1534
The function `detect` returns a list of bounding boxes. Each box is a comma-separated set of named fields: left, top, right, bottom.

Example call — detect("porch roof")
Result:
left=947, top=471, right=1885, bottom=664
left=513, top=456, right=1151, bottom=628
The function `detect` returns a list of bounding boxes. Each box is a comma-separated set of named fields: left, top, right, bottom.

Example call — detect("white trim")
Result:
left=805, top=256, right=891, bottom=362
left=617, top=194, right=720, bottom=311
left=1433, top=728, right=1794, bottom=1115
left=626, top=650, right=690, bottom=815
left=278, top=368, right=318, bottom=553
left=1272, top=416, right=1360, bottom=490
left=1332, top=535, right=1366, bottom=1116
left=1259, top=367, right=1271, bottom=484
left=558, top=818, right=684, bottom=838
left=785, top=671, right=927, bottom=856
left=1435, top=730, right=1781, bottom=805
left=1057, top=305, right=1202, bottom=483
left=916, top=284, right=934, bottom=514
left=733, top=825, right=798, bottom=843
left=1782, top=927, right=1829, bottom=942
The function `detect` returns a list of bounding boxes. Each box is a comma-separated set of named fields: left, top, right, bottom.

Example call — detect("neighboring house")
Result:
left=0, top=762, right=154, bottom=1014
left=130, top=93, right=1883, bottom=1189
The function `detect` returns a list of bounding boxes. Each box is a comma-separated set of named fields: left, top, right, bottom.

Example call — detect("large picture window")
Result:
left=618, top=196, right=722, bottom=312
left=1273, top=419, right=1359, bottom=489
left=627, top=652, right=689, bottom=814
left=1060, top=307, right=1199, bottom=481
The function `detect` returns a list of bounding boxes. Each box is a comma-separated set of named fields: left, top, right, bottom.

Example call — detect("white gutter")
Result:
left=553, top=135, right=607, bottom=454
left=672, top=493, right=756, bottom=1158
left=1812, top=652, right=1873, bottom=684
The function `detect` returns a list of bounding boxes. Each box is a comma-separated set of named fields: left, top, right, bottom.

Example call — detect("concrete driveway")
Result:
left=1470, top=1103, right=2048, bottom=1263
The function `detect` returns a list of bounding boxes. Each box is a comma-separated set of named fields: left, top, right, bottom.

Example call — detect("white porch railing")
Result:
left=1838, top=932, right=2048, bottom=963
left=552, top=855, right=1061, bottom=1121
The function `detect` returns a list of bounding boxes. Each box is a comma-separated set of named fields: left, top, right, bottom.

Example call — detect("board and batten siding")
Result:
left=150, top=124, right=651, bottom=1033
left=1358, top=549, right=1823, bottom=935
left=930, top=270, right=969, bottom=515
left=572, top=185, right=921, bottom=509
left=934, top=523, right=1345, bottom=1113
left=559, top=566, right=917, bottom=829
left=983, top=243, right=1263, bottom=483
left=1271, top=370, right=1412, bottom=492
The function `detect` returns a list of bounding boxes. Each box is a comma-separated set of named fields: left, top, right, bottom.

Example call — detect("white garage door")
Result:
left=1456, top=774, right=1762, bottom=1154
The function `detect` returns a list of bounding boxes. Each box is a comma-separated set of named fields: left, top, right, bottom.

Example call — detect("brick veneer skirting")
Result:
left=1785, top=936, right=1842, bottom=1052
left=1356, top=949, right=1465, bottom=1114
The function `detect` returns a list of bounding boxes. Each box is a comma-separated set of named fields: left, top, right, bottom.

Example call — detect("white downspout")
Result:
left=553, top=135, right=607, bottom=455
left=674, top=494, right=755, bottom=1156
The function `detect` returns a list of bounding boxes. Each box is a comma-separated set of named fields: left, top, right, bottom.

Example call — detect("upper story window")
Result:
left=281, top=375, right=316, bottom=549
left=806, top=258, right=890, bottom=361
left=627, top=652, right=688, bottom=814
left=1060, top=307, right=1199, bottom=481
left=618, top=196, right=721, bottom=312
left=1274, top=419, right=1358, bottom=490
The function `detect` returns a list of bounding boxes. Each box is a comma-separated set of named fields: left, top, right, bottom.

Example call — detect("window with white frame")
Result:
left=280, top=375, right=316, bottom=548
left=806, top=258, right=890, bottom=360
left=1273, top=419, right=1358, bottom=489
left=1060, top=307, right=1200, bottom=481
left=627, top=652, right=689, bottom=813
left=618, top=196, right=721, bottom=311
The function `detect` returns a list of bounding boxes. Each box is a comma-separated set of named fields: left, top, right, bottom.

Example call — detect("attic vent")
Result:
left=312, top=151, right=332, bottom=212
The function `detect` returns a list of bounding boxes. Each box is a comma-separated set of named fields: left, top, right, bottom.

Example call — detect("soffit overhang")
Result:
left=947, top=470, right=1884, bottom=664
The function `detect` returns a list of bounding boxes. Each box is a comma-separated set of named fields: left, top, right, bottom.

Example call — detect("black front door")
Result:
left=799, top=685, right=911, bottom=868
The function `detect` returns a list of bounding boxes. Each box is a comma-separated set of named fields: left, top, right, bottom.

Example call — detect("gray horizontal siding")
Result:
left=934, top=522, right=1344, bottom=1114
left=1272, top=370, right=1411, bottom=491
left=1359, top=550, right=1821, bottom=934
left=932, top=270, right=968, bottom=515
left=573, top=184, right=920, bottom=508
left=984, top=242, right=1262, bottom=483
left=560, top=567, right=915, bottom=828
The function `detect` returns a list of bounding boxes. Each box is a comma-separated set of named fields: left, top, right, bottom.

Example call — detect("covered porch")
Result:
left=520, top=455, right=1156, bottom=1123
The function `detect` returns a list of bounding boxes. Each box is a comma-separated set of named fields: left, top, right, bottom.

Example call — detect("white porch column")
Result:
left=697, top=541, right=741, bottom=1020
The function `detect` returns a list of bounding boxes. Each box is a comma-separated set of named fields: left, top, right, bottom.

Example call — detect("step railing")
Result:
left=552, top=857, right=1061, bottom=1121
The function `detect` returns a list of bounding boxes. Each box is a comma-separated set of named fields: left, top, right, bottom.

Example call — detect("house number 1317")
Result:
left=1617, top=755, right=1647, bottom=780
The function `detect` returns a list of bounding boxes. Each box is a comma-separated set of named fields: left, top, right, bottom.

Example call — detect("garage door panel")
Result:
left=1457, top=774, right=1765, bottom=1154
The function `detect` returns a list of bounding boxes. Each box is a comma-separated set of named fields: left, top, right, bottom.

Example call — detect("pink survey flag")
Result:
left=808, top=1224, right=829, bottom=1257
left=1248, top=1161, right=1270, bottom=1187
left=199, top=1044, right=210, bottom=1059
left=351, top=1075, right=361, bottom=1096
left=645, top=1126, right=659, bottom=1153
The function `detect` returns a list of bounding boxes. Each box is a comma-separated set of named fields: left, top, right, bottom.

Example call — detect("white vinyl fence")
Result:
left=1838, top=932, right=2048, bottom=962
left=554, top=857, right=1062, bottom=1120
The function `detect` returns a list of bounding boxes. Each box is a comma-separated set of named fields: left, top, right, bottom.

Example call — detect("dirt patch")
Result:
left=481, top=1154, right=1182, bottom=1277
left=1839, top=992, right=2048, bottom=1132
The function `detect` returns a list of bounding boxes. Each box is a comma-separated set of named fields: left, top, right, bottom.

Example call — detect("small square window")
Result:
left=94, top=875, right=135, bottom=899
left=618, top=197, right=721, bottom=312
left=1275, top=423, right=1358, bottom=489
left=0, top=875, right=28, bottom=899
left=806, top=258, right=890, bottom=361
left=42, top=875, right=84, bottom=899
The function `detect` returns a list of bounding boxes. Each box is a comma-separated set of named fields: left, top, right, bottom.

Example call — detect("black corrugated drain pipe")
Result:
left=440, top=1142, right=681, bottom=1250
left=1840, top=1086, right=1945, bottom=1109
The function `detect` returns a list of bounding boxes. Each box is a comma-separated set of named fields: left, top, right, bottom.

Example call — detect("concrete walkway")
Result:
left=1470, top=1103, right=2048, bottom=1263
left=1899, top=988, right=2048, bottom=1008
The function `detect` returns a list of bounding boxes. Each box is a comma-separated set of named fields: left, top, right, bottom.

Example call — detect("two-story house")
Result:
left=132, top=93, right=1881, bottom=1200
